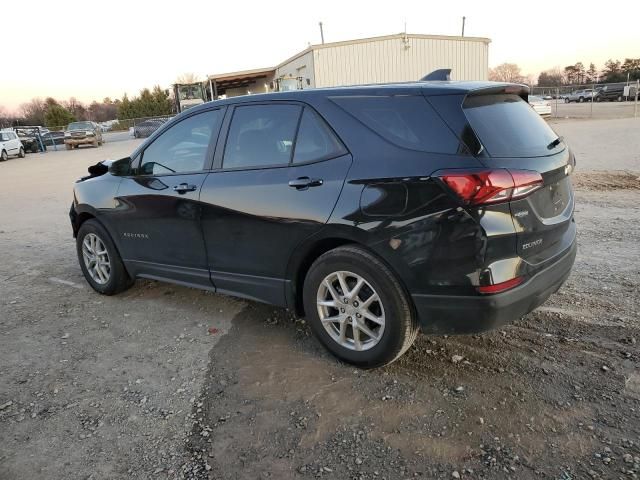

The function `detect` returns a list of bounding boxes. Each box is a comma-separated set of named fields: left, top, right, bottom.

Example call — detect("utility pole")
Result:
left=461, top=16, right=466, bottom=37
left=319, top=22, right=325, bottom=44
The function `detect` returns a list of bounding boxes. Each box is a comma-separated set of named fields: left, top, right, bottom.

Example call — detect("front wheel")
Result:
left=77, top=219, right=133, bottom=295
left=0, top=150, right=7, bottom=161
left=564, top=98, right=570, bottom=103
left=303, top=246, right=419, bottom=368
left=18, top=147, right=25, bottom=158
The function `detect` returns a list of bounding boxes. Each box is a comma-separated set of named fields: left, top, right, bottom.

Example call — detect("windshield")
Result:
left=67, top=122, right=93, bottom=130
left=178, top=85, right=203, bottom=100
left=464, top=94, right=560, bottom=158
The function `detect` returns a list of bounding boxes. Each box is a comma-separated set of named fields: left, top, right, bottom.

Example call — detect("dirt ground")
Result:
left=1, top=119, right=639, bottom=480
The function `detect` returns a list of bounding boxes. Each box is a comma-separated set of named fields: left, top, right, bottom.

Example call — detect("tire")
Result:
left=595, top=96, right=601, bottom=102
left=0, top=150, right=7, bottom=161
left=617, top=95, right=623, bottom=102
left=92, top=139, right=99, bottom=147
left=76, top=219, right=133, bottom=295
left=564, top=98, right=570, bottom=103
left=66, top=144, right=72, bottom=150
left=579, top=97, right=584, bottom=103
left=30, top=144, right=39, bottom=153
left=303, top=246, right=419, bottom=368
left=18, top=147, right=25, bottom=158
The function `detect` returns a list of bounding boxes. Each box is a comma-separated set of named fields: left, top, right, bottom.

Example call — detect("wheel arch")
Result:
left=287, top=236, right=355, bottom=316
left=287, top=233, right=415, bottom=319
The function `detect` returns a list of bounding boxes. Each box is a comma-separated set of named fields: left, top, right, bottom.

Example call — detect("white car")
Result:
left=0, top=130, right=26, bottom=161
left=528, top=95, right=552, bottom=117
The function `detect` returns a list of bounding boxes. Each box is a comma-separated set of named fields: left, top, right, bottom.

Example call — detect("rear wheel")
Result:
left=77, top=219, right=133, bottom=295
left=303, top=246, right=419, bottom=368
left=617, top=95, right=623, bottom=102
left=564, top=98, right=570, bottom=103
left=579, top=97, right=584, bottom=103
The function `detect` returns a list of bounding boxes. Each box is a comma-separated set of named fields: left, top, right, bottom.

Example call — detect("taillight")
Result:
left=477, top=276, right=524, bottom=294
left=435, top=169, right=543, bottom=206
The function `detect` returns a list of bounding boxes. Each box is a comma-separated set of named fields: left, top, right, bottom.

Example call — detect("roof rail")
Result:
left=419, top=69, right=451, bottom=81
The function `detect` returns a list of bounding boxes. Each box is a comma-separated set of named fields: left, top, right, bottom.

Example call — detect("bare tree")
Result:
left=175, top=73, right=200, bottom=84
left=63, top=97, right=88, bottom=120
left=489, top=63, right=525, bottom=83
left=19, top=98, right=47, bottom=125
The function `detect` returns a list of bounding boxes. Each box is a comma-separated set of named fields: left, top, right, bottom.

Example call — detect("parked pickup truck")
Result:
left=64, top=121, right=103, bottom=149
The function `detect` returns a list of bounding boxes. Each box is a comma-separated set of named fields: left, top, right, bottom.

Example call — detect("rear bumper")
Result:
left=413, top=240, right=577, bottom=334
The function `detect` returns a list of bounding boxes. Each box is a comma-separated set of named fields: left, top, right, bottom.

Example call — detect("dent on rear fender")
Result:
left=330, top=180, right=492, bottom=293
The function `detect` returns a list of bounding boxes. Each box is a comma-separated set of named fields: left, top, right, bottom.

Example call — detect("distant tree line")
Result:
left=537, top=58, right=640, bottom=86
left=1, top=85, right=173, bottom=129
left=489, top=57, right=640, bottom=87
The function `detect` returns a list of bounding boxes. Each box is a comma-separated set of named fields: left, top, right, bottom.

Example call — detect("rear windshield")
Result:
left=463, top=94, right=560, bottom=158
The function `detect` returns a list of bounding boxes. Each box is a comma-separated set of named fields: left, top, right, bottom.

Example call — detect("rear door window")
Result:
left=330, top=95, right=461, bottom=154
left=292, top=108, right=347, bottom=164
left=464, top=94, right=558, bottom=158
left=223, top=104, right=302, bottom=169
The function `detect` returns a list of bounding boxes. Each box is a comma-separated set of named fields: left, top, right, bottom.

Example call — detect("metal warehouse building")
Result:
left=207, top=33, right=490, bottom=98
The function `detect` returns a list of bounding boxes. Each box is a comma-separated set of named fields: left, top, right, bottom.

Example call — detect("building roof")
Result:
left=207, top=66, right=275, bottom=81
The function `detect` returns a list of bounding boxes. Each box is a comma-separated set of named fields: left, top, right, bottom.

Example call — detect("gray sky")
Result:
left=1, top=0, right=638, bottom=113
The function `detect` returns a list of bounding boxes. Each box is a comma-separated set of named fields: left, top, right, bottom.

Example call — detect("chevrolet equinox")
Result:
left=70, top=81, right=577, bottom=367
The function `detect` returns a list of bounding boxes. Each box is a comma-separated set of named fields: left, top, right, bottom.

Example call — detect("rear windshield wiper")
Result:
left=547, top=136, right=564, bottom=150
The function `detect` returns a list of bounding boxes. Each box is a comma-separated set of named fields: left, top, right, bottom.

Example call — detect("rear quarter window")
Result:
left=330, top=95, right=462, bottom=154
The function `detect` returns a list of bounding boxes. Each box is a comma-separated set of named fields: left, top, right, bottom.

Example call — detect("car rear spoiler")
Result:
left=466, top=84, right=530, bottom=101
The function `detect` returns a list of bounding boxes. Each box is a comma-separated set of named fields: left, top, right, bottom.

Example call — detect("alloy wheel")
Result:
left=316, top=271, right=385, bottom=351
left=82, top=233, right=111, bottom=285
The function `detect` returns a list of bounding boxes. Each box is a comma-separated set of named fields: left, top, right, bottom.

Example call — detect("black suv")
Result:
left=594, top=84, right=630, bottom=102
left=70, top=81, right=577, bottom=368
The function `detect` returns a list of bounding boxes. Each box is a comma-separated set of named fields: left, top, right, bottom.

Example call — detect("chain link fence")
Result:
left=28, top=115, right=175, bottom=151
left=529, top=81, right=640, bottom=119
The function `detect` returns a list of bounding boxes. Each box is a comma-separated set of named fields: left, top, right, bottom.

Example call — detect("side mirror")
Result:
left=109, top=157, right=132, bottom=176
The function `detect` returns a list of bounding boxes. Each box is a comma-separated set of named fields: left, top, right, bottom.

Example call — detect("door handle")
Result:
left=173, top=183, right=198, bottom=194
left=288, top=177, right=323, bottom=190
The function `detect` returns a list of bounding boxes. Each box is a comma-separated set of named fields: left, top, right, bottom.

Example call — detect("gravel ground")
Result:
left=1, top=120, right=639, bottom=480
